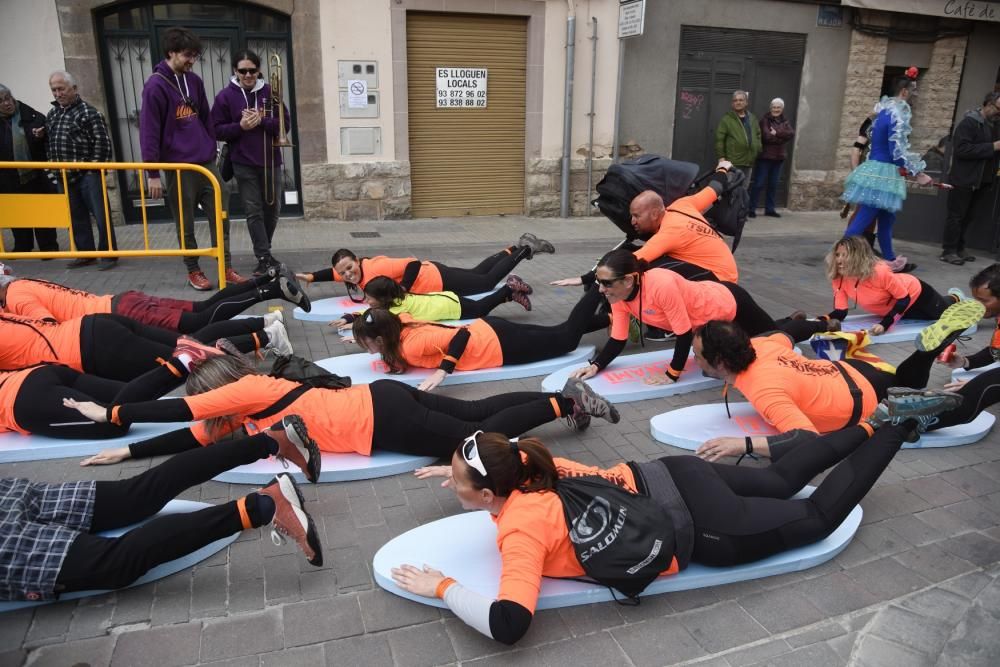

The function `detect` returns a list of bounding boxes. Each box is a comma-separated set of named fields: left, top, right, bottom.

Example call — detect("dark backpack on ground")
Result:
left=688, top=168, right=750, bottom=251
left=248, top=354, right=352, bottom=421
left=555, top=475, right=677, bottom=601
left=592, top=155, right=700, bottom=240
left=269, top=354, right=351, bottom=389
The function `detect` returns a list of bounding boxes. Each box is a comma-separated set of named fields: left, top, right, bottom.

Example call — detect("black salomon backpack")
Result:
left=689, top=168, right=750, bottom=251
left=556, top=475, right=677, bottom=600
left=593, top=155, right=700, bottom=241
left=269, top=354, right=351, bottom=390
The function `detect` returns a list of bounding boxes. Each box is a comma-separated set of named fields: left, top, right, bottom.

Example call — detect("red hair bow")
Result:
left=905, top=66, right=919, bottom=80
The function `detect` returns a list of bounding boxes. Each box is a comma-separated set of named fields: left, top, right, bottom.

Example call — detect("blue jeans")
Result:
left=63, top=171, right=118, bottom=252
left=748, top=158, right=783, bottom=213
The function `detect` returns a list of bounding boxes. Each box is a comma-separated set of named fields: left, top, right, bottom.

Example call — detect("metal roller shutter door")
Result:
left=407, top=12, right=526, bottom=217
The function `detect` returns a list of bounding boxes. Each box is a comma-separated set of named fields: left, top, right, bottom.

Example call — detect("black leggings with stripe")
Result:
left=369, top=379, right=572, bottom=458
left=55, top=435, right=273, bottom=594
left=661, top=423, right=907, bottom=567
left=12, top=362, right=185, bottom=439
left=488, top=288, right=607, bottom=365
left=930, top=365, right=1000, bottom=430
left=432, top=246, right=530, bottom=295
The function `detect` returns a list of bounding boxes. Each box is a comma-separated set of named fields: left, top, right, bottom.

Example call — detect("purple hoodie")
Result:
left=211, top=76, right=289, bottom=168
left=139, top=61, right=217, bottom=168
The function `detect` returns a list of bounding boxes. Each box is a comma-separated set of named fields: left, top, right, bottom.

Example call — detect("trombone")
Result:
left=264, top=52, right=293, bottom=205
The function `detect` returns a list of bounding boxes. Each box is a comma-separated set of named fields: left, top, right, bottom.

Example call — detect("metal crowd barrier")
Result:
left=0, top=161, right=228, bottom=287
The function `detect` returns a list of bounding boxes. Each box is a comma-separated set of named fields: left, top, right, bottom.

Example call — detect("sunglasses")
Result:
left=237, top=68, right=258, bottom=75
left=461, top=430, right=488, bottom=478
left=596, top=276, right=626, bottom=288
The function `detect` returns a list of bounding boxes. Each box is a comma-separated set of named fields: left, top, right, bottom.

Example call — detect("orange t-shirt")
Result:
left=0, top=315, right=84, bottom=372
left=610, top=269, right=737, bottom=339
left=0, top=367, right=40, bottom=434
left=333, top=256, right=444, bottom=293
left=3, top=279, right=113, bottom=321
left=398, top=316, right=503, bottom=370
left=184, top=374, right=375, bottom=454
left=633, top=187, right=739, bottom=283
left=832, top=263, right=922, bottom=317
left=493, top=457, right=679, bottom=613
left=733, top=333, right=878, bottom=433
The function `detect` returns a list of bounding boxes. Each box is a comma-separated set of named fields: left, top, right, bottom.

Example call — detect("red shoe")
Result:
left=172, top=336, right=225, bottom=370
left=258, top=474, right=323, bottom=566
left=225, top=267, right=248, bottom=285
left=505, top=273, right=533, bottom=295
left=268, top=415, right=321, bottom=483
left=188, top=270, right=212, bottom=291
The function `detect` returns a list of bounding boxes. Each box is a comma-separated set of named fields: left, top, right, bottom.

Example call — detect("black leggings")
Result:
left=433, top=246, right=530, bottom=295
left=648, top=255, right=720, bottom=282
left=55, top=435, right=273, bottom=594
left=488, top=288, right=605, bottom=365
left=843, top=344, right=940, bottom=401
left=459, top=287, right=514, bottom=319
left=80, top=314, right=266, bottom=382
left=905, top=280, right=955, bottom=321
left=12, top=362, right=185, bottom=439
left=663, top=423, right=906, bottom=567
left=175, top=274, right=279, bottom=332
left=369, top=379, right=569, bottom=457
left=931, top=365, right=1000, bottom=430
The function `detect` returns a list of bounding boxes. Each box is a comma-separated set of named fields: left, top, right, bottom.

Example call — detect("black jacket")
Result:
left=948, top=109, right=999, bottom=188
left=0, top=100, right=50, bottom=192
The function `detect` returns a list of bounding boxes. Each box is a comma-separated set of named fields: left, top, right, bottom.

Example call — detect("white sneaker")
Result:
left=264, top=320, right=293, bottom=356
left=947, top=287, right=967, bottom=303
left=263, top=310, right=284, bottom=327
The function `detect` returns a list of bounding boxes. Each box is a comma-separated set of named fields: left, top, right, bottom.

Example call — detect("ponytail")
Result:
left=466, top=433, right=558, bottom=496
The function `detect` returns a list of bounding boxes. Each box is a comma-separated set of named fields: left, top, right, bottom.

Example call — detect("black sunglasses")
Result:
left=237, top=68, right=258, bottom=75
left=596, top=276, right=626, bottom=288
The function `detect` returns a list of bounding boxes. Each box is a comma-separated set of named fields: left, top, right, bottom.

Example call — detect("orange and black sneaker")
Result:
left=268, top=415, right=321, bottom=483
left=258, top=474, right=323, bottom=566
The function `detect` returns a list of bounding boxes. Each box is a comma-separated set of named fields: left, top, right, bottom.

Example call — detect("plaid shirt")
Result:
left=0, top=478, right=95, bottom=601
left=44, top=96, right=112, bottom=184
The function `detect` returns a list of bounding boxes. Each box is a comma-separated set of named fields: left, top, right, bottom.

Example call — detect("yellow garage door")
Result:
left=407, top=12, right=527, bottom=217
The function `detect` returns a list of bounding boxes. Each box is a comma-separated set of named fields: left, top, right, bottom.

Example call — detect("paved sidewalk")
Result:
left=2, top=211, right=999, bottom=667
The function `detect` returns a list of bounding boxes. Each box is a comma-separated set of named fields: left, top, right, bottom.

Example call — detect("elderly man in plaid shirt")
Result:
left=39, top=71, right=118, bottom=271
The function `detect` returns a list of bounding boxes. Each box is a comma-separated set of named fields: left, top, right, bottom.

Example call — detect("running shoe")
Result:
left=645, top=327, right=675, bottom=343
left=268, top=415, right=321, bottom=483
left=263, top=310, right=284, bottom=327
left=172, top=335, right=225, bottom=369
left=947, top=287, right=967, bottom=303
left=517, top=232, right=556, bottom=256
left=264, top=320, right=294, bottom=356
left=505, top=273, right=533, bottom=295
left=188, top=270, right=212, bottom=291
left=509, top=289, right=532, bottom=311
left=561, top=377, right=620, bottom=425
left=225, top=267, right=249, bottom=285
left=278, top=275, right=312, bottom=313
left=915, top=299, right=985, bottom=352
left=885, top=388, right=963, bottom=441
left=258, top=474, right=323, bottom=566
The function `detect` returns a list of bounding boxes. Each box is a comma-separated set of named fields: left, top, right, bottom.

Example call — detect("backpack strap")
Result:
left=663, top=206, right=724, bottom=240
left=249, top=384, right=311, bottom=420
left=833, top=361, right=865, bottom=429
left=631, top=460, right=694, bottom=569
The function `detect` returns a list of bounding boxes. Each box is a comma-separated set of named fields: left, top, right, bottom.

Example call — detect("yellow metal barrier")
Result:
left=0, top=161, right=228, bottom=287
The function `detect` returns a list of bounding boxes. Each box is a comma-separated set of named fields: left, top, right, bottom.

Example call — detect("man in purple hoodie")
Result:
left=140, top=27, right=245, bottom=291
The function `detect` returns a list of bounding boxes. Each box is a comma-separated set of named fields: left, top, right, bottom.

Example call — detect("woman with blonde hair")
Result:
left=814, top=236, right=961, bottom=336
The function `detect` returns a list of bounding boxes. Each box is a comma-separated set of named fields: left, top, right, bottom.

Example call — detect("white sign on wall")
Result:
left=347, top=79, right=368, bottom=108
left=618, top=0, right=646, bottom=38
left=435, top=67, right=488, bottom=108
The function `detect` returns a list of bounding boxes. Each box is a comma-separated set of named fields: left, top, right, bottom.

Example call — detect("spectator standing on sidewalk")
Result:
left=42, top=72, right=116, bottom=270
left=140, top=26, right=245, bottom=291
left=748, top=98, right=795, bottom=218
left=940, top=92, right=1000, bottom=266
left=0, top=83, right=59, bottom=255
left=714, top=90, right=761, bottom=186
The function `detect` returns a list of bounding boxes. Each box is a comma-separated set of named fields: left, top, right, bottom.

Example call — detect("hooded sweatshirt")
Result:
left=211, top=75, right=288, bottom=168
left=139, top=60, right=217, bottom=170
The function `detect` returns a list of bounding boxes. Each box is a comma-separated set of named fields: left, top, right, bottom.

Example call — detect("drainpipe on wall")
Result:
left=559, top=1, right=576, bottom=218
left=586, top=16, right=598, bottom=198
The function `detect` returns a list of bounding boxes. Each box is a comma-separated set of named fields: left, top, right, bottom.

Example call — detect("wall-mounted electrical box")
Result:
left=340, top=127, right=382, bottom=156
left=338, top=90, right=380, bottom=118
left=337, top=61, right=378, bottom=89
